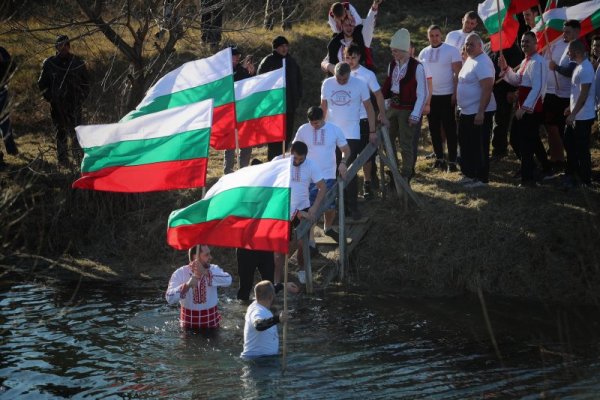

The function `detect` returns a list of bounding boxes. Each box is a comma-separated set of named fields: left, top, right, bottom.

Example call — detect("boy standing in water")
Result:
left=241, top=280, right=290, bottom=358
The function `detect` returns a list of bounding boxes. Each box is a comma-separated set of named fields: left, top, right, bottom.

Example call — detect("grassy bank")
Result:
left=1, top=0, right=599, bottom=304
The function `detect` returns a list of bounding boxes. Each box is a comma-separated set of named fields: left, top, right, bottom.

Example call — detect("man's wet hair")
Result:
left=307, top=106, right=324, bottom=121
left=291, top=141, right=308, bottom=156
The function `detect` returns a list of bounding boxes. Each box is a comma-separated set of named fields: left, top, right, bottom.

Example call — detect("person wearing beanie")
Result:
left=257, top=36, right=303, bottom=160
left=38, top=34, right=90, bottom=168
left=381, top=28, right=428, bottom=183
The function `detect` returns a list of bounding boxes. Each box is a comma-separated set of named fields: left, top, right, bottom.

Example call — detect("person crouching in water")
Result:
left=241, top=280, right=290, bottom=358
left=165, top=245, right=232, bottom=329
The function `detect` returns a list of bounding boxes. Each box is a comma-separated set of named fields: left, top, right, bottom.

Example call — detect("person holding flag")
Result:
left=165, top=245, right=232, bottom=329
left=499, top=31, right=548, bottom=187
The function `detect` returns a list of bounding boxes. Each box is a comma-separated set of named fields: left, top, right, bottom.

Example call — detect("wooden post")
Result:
left=378, top=146, right=387, bottom=200
left=234, top=128, right=240, bottom=169
left=338, top=178, right=346, bottom=280
left=303, top=231, right=313, bottom=294
left=496, top=0, right=503, bottom=51
left=282, top=254, right=289, bottom=372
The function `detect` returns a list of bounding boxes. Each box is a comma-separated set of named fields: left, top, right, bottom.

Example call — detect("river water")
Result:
left=1, top=276, right=600, bottom=399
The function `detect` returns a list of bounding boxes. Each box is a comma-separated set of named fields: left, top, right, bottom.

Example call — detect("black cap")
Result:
left=230, top=45, right=241, bottom=56
left=272, top=36, right=289, bottom=50
left=55, top=35, right=70, bottom=46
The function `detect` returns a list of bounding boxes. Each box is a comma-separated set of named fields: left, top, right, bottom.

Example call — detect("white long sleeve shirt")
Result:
left=388, top=60, right=428, bottom=122
left=165, top=264, right=232, bottom=310
left=502, top=53, right=547, bottom=113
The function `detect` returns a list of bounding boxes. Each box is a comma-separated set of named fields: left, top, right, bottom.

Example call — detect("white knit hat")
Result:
left=390, top=28, right=410, bottom=51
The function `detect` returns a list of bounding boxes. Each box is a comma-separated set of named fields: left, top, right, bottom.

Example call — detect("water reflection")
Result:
left=1, top=279, right=600, bottom=399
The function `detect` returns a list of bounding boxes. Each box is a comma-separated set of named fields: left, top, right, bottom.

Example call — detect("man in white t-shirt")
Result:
left=445, top=10, right=478, bottom=51
left=293, top=106, right=350, bottom=246
left=241, top=280, right=289, bottom=358
left=546, top=19, right=582, bottom=176
left=345, top=43, right=388, bottom=198
left=563, top=40, right=596, bottom=188
left=273, top=141, right=326, bottom=284
left=321, top=62, right=376, bottom=219
left=419, top=24, right=462, bottom=172
left=456, top=33, right=496, bottom=188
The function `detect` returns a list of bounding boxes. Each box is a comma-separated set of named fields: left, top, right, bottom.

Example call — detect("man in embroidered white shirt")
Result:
left=165, top=245, right=232, bottom=329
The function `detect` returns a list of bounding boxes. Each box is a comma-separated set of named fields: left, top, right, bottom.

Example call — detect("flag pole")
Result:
left=234, top=128, right=240, bottom=169
left=496, top=0, right=503, bottom=55
left=537, top=3, right=560, bottom=90
left=282, top=254, right=289, bottom=372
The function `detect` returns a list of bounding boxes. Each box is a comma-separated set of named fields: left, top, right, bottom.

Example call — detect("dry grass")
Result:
left=2, top=0, right=600, bottom=303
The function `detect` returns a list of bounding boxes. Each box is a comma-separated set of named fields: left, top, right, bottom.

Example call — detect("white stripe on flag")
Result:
left=204, top=157, right=291, bottom=200
left=234, top=67, right=286, bottom=100
left=137, top=48, right=232, bottom=109
left=77, top=99, right=214, bottom=148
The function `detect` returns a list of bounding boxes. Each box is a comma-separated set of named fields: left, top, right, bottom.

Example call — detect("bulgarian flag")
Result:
left=234, top=67, right=286, bottom=148
left=479, top=0, right=539, bottom=51
left=167, top=157, right=291, bottom=253
left=533, top=0, right=600, bottom=52
left=73, top=99, right=213, bottom=192
left=121, top=48, right=236, bottom=150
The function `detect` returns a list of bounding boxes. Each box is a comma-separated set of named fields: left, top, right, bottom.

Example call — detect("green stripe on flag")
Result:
left=82, top=128, right=210, bottom=173
left=481, top=0, right=512, bottom=34
left=235, top=88, right=286, bottom=123
left=122, top=75, right=234, bottom=121
left=168, top=186, right=290, bottom=227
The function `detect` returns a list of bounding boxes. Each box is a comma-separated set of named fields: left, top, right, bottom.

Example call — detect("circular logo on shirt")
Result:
left=330, top=90, right=352, bottom=106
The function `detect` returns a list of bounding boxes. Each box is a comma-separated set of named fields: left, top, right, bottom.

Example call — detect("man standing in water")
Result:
left=165, top=245, right=232, bottom=329
left=241, top=280, right=289, bottom=358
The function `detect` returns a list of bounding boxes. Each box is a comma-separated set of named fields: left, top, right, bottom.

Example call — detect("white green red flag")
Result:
left=167, top=157, right=291, bottom=253
left=121, top=48, right=236, bottom=150
left=235, top=67, right=286, bottom=147
left=478, top=0, right=539, bottom=51
left=533, top=0, right=600, bottom=52
left=73, top=99, right=213, bottom=192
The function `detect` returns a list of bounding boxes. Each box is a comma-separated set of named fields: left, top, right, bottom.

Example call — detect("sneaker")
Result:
left=457, top=176, right=474, bottom=185
left=518, top=180, right=537, bottom=188
left=425, top=152, right=436, bottom=160
left=465, top=180, right=488, bottom=189
left=447, top=162, right=458, bottom=173
left=297, top=270, right=306, bottom=284
left=324, top=228, right=339, bottom=242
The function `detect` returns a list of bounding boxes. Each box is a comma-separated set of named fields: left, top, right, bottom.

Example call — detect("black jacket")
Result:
left=38, top=53, right=90, bottom=108
left=257, top=51, right=303, bottom=112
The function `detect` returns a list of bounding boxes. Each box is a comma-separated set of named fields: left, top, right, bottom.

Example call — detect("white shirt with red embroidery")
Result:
left=388, top=60, right=428, bottom=123
left=165, top=264, right=232, bottom=310
left=328, top=3, right=362, bottom=33
left=293, top=121, right=347, bottom=179
left=502, top=53, right=548, bottom=113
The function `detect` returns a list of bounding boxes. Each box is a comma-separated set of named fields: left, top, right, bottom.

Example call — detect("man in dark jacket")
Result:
left=38, top=35, right=90, bottom=167
left=0, top=46, right=17, bottom=168
left=257, top=36, right=303, bottom=160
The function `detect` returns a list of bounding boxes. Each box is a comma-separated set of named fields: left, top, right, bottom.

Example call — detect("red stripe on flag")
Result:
left=167, top=216, right=290, bottom=253
left=509, top=0, right=539, bottom=14
left=237, top=114, right=286, bottom=148
left=210, top=103, right=236, bottom=150
left=490, top=17, right=520, bottom=51
left=580, top=16, right=595, bottom=38
left=72, top=158, right=208, bottom=192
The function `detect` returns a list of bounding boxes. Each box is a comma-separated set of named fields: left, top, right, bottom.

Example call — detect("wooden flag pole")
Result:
left=281, top=254, right=289, bottom=372
left=496, top=0, right=503, bottom=55
left=234, top=128, right=240, bottom=169
left=537, top=3, right=560, bottom=90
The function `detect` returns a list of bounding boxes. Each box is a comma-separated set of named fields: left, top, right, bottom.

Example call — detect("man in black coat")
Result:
left=38, top=35, right=90, bottom=167
left=257, top=36, right=303, bottom=160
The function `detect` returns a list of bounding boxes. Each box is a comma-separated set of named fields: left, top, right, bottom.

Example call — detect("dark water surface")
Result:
left=2, top=277, right=600, bottom=399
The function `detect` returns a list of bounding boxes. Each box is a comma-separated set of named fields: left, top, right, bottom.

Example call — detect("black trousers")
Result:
left=268, top=110, right=295, bottom=161
left=50, top=105, right=82, bottom=165
left=237, top=248, right=275, bottom=301
left=564, top=118, right=593, bottom=185
left=458, top=112, right=494, bottom=183
left=428, top=94, right=457, bottom=162
left=511, top=112, right=544, bottom=182
left=491, top=91, right=511, bottom=156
